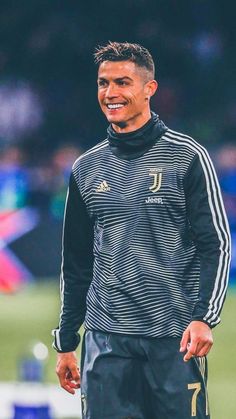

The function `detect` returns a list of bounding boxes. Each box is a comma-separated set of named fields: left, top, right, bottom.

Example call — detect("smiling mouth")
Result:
left=106, top=103, right=126, bottom=109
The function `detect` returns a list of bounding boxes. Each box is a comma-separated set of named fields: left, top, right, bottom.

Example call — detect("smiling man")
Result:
left=53, top=42, right=231, bottom=419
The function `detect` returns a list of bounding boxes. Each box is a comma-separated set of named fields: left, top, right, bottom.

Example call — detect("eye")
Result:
left=117, top=80, right=127, bottom=86
left=98, top=80, right=107, bottom=87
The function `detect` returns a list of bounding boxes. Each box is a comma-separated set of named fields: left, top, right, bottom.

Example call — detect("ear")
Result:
left=145, top=80, right=158, bottom=98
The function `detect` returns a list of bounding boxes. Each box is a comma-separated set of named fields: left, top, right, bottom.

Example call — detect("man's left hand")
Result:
left=180, top=321, right=213, bottom=362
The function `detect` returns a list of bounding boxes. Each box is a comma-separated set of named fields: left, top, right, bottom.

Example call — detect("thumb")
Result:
left=70, top=365, right=80, bottom=383
left=180, top=328, right=190, bottom=352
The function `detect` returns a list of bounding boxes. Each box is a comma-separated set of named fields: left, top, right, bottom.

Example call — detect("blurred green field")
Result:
left=0, top=281, right=235, bottom=418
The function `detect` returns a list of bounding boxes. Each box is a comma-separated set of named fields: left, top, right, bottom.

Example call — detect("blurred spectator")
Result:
left=0, top=81, right=43, bottom=142
left=27, top=144, right=81, bottom=217
left=50, top=145, right=81, bottom=219
left=0, top=146, right=28, bottom=210
left=215, top=146, right=236, bottom=229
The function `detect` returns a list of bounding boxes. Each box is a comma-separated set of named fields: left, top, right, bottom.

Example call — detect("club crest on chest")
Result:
left=148, top=168, right=163, bottom=193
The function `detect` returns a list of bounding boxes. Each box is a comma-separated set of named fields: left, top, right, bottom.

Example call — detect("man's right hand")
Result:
left=56, top=351, right=80, bottom=394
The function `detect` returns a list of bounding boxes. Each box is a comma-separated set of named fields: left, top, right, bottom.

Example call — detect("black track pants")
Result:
left=80, top=330, right=210, bottom=419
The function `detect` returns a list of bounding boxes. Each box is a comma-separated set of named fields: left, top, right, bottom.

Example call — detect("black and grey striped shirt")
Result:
left=53, top=114, right=231, bottom=352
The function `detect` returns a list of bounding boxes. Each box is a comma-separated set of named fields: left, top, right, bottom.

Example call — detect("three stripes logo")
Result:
left=149, top=168, right=163, bottom=193
left=95, top=180, right=111, bottom=192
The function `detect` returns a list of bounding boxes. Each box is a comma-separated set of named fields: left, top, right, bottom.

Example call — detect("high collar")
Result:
left=107, top=112, right=168, bottom=160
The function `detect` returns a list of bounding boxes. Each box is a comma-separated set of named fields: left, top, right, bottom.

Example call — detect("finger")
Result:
left=184, top=337, right=213, bottom=361
left=204, top=344, right=213, bottom=356
left=65, top=380, right=80, bottom=389
left=61, top=382, right=76, bottom=395
left=186, top=337, right=198, bottom=357
left=180, top=329, right=190, bottom=352
left=70, top=365, right=80, bottom=384
left=193, top=340, right=206, bottom=355
left=193, top=334, right=214, bottom=357
left=195, top=342, right=213, bottom=357
left=183, top=348, right=194, bottom=362
left=183, top=339, right=198, bottom=362
left=56, top=366, right=77, bottom=390
left=65, top=371, right=80, bottom=389
left=56, top=364, right=67, bottom=381
left=57, top=373, right=77, bottom=394
left=66, top=367, right=80, bottom=388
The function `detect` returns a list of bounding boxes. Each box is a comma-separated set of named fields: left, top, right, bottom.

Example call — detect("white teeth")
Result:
left=107, top=103, right=124, bottom=109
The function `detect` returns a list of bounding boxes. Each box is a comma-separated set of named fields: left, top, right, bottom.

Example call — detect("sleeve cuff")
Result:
left=52, top=328, right=81, bottom=352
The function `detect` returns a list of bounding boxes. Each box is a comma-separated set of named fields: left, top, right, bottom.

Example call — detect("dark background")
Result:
left=1, top=1, right=235, bottom=151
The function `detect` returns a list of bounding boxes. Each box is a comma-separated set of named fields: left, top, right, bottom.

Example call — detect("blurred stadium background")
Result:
left=0, top=1, right=235, bottom=418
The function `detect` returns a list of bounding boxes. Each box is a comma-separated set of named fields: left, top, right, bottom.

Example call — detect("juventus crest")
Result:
left=149, top=168, right=163, bottom=193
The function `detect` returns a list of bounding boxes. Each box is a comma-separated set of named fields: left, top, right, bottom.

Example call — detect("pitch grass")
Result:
left=0, top=281, right=235, bottom=418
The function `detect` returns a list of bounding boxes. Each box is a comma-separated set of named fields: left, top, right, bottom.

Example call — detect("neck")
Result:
left=107, top=111, right=168, bottom=160
left=111, top=109, right=152, bottom=134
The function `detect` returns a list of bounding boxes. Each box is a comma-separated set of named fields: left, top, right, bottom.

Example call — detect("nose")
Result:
left=105, top=83, right=118, bottom=99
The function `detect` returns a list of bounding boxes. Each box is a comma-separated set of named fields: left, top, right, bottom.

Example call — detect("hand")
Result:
left=56, top=351, right=80, bottom=394
left=180, top=321, right=213, bottom=362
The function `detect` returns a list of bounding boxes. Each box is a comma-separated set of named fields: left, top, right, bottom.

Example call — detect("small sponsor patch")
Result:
left=145, top=196, right=163, bottom=204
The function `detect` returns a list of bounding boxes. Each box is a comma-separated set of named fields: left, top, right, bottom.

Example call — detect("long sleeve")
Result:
left=184, top=152, right=231, bottom=328
left=52, top=172, right=94, bottom=352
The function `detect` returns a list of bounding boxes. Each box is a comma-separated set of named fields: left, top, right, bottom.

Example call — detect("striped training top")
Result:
left=53, top=117, right=231, bottom=353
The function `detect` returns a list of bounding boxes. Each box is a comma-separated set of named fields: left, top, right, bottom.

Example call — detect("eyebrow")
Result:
left=97, top=76, right=133, bottom=82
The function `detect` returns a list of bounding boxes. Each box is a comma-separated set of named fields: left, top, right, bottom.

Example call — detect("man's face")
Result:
left=97, top=60, right=157, bottom=132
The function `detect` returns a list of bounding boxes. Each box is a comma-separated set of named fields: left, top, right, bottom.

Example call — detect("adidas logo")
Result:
left=95, top=180, right=111, bottom=193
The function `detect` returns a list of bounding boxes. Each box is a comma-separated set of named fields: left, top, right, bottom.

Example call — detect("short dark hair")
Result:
left=94, top=41, right=155, bottom=79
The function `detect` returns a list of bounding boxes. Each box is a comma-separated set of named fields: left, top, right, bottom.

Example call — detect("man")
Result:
left=53, top=42, right=231, bottom=419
